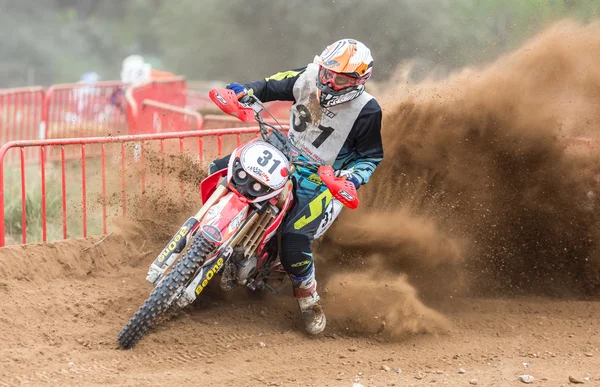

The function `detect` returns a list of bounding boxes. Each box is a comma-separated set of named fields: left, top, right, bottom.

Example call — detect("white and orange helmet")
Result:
left=315, top=39, right=373, bottom=107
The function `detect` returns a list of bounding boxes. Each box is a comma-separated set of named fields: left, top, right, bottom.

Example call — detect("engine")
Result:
left=236, top=256, right=257, bottom=283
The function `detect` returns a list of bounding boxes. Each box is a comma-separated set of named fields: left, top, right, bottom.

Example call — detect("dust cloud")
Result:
left=101, top=145, right=208, bottom=248
left=321, top=20, right=600, bottom=303
left=325, top=268, right=450, bottom=338
left=101, top=21, right=600, bottom=340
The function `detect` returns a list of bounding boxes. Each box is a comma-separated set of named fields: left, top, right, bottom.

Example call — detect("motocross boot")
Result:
left=289, top=266, right=326, bottom=335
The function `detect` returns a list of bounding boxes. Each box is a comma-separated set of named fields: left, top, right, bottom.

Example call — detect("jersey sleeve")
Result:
left=244, top=67, right=306, bottom=102
left=345, top=99, right=384, bottom=186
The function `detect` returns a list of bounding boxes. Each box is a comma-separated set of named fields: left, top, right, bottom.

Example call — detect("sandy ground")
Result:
left=0, top=235, right=597, bottom=387
left=3, top=20, right=600, bottom=387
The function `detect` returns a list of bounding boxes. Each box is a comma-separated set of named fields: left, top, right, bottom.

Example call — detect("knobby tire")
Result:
left=117, top=234, right=215, bottom=349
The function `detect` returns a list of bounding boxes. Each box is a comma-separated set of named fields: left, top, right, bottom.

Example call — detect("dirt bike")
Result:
left=117, top=88, right=360, bottom=349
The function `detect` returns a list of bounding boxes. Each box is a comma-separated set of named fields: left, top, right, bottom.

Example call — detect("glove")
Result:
left=335, top=169, right=361, bottom=190
left=226, top=83, right=248, bottom=99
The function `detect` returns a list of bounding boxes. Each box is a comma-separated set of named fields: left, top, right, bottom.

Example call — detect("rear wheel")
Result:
left=117, top=234, right=215, bottom=349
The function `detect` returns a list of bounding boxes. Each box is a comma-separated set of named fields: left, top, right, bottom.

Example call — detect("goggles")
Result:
left=318, top=66, right=363, bottom=91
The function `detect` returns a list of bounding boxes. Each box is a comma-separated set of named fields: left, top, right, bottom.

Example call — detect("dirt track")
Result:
left=0, top=235, right=597, bottom=387
left=4, top=19, right=600, bottom=387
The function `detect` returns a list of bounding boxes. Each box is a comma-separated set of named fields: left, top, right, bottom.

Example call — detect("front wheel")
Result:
left=117, top=234, right=216, bottom=349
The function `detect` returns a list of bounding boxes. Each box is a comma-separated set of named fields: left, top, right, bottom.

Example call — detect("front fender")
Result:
left=199, top=192, right=249, bottom=244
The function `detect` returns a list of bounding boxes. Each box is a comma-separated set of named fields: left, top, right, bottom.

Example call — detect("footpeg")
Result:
left=263, top=282, right=278, bottom=294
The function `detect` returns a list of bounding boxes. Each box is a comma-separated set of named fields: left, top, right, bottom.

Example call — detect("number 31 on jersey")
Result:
left=291, top=104, right=335, bottom=148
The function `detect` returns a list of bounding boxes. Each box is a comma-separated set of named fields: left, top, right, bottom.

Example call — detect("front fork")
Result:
left=176, top=246, right=233, bottom=308
left=146, top=184, right=228, bottom=286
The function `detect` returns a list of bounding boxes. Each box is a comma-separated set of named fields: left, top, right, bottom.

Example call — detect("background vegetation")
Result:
left=1, top=0, right=598, bottom=88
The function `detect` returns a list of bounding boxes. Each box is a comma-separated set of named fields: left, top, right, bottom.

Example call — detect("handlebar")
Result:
left=243, top=97, right=358, bottom=208
left=241, top=94, right=317, bottom=168
left=208, top=88, right=360, bottom=209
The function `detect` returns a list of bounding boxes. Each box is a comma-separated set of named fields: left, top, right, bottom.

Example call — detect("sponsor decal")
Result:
left=322, top=107, right=336, bottom=119
left=247, top=166, right=270, bottom=182
left=202, top=224, right=223, bottom=243
left=157, top=226, right=189, bottom=263
left=323, top=59, right=340, bottom=67
left=291, top=260, right=311, bottom=268
left=307, top=173, right=322, bottom=185
left=338, top=189, right=355, bottom=201
left=322, top=89, right=361, bottom=107
left=214, top=93, right=228, bottom=105
left=207, top=197, right=227, bottom=218
left=293, top=190, right=333, bottom=230
left=195, top=258, right=225, bottom=295
left=298, top=145, right=325, bottom=163
left=207, top=206, right=218, bottom=217
left=229, top=207, right=248, bottom=233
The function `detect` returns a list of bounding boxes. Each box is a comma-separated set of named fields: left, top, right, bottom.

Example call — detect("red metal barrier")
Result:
left=0, top=87, right=45, bottom=163
left=45, top=81, right=128, bottom=139
left=137, top=100, right=204, bottom=133
left=126, top=78, right=187, bottom=134
left=0, top=127, right=289, bottom=246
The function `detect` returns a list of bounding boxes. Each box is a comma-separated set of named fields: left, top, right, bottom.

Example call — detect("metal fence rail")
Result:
left=0, top=127, right=293, bottom=247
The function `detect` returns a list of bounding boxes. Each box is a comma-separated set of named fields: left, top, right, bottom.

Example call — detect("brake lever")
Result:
left=240, top=95, right=263, bottom=114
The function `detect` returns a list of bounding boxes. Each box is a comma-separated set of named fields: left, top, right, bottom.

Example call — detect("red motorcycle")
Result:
left=118, top=89, right=359, bottom=349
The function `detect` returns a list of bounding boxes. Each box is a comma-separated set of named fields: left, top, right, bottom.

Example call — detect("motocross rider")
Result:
left=210, top=39, right=384, bottom=335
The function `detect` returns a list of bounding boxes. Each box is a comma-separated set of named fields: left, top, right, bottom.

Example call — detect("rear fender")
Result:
left=199, top=192, right=250, bottom=244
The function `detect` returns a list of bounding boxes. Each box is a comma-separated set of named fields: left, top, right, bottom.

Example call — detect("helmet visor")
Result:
left=318, top=66, right=362, bottom=91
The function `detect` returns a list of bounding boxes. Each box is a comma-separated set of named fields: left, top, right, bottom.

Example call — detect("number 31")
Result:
left=257, top=150, right=281, bottom=173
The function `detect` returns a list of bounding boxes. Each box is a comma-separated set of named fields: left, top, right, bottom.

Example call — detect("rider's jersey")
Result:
left=244, top=63, right=383, bottom=186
